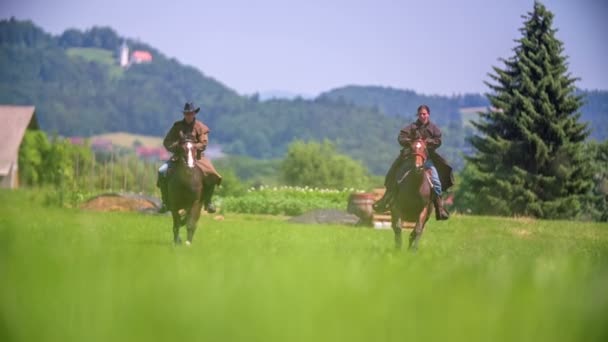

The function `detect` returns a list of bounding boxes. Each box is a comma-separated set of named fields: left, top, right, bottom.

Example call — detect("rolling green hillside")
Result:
left=1, top=189, right=607, bottom=342
left=320, top=85, right=487, bottom=122
left=0, top=19, right=400, bottom=174
left=66, top=47, right=123, bottom=79
left=1, top=18, right=606, bottom=175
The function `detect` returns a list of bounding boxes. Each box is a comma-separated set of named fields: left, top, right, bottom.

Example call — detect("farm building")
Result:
left=0, top=105, right=38, bottom=189
left=131, top=50, right=153, bottom=64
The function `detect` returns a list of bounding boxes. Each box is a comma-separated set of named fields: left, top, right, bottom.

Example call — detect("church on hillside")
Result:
left=119, top=41, right=153, bottom=68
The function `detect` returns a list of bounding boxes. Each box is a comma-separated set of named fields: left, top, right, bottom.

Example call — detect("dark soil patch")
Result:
left=81, top=193, right=160, bottom=213
left=288, top=209, right=359, bottom=226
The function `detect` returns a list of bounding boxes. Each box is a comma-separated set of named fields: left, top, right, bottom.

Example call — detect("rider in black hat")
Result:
left=157, top=102, right=222, bottom=213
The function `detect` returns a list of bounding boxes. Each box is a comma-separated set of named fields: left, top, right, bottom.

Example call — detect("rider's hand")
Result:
left=167, top=141, right=179, bottom=152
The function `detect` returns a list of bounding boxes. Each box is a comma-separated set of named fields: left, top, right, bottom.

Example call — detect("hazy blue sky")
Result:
left=2, top=0, right=606, bottom=96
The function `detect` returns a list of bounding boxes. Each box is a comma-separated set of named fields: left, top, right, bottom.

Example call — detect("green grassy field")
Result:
left=66, top=47, right=124, bottom=80
left=1, top=189, right=607, bottom=342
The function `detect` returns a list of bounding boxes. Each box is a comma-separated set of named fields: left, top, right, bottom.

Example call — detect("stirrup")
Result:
left=373, top=199, right=390, bottom=213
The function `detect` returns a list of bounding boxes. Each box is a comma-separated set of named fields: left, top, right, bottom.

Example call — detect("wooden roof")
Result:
left=0, top=105, right=37, bottom=176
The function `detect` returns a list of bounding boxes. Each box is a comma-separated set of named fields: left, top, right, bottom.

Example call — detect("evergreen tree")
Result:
left=584, top=141, right=608, bottom=222
left=460, top=2, right=593, bottom=219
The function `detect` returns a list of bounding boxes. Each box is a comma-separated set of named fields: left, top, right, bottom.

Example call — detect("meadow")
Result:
left=1, top=189, right=607, bottom=342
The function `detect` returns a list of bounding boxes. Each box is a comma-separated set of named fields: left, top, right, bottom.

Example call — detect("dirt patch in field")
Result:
left=512, top=216, right=537, bottom=224
left=81, top=193, right=160, bottom=213
left=288, top=209, right=359, bottom=226
left=512, top=228, right=532, bottom=238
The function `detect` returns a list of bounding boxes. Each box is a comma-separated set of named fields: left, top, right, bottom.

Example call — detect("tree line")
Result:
left=17, top=130, right=380, bottom=205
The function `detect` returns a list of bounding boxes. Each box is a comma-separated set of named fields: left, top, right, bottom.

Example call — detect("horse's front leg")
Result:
left=391, top=209, right=402, bottom=250
left=171, top=210, right=182, bottom=245
left=409, top=205, right=430, bottom=251
left=186, top=201, right=203, bottom=245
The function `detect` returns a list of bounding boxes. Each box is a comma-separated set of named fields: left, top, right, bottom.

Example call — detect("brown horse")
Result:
left=167, top=132, right=204, bottom=245
left=390, top=138, right=433, bottom=251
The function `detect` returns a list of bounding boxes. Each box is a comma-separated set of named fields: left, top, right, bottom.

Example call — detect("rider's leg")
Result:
left=373, top=156, right=401, bottom=212
left=424, top=160, right=449, bottom=220
left=425, top=160, right=443, bottom=197
left=157, top=162, right=170, bottom=213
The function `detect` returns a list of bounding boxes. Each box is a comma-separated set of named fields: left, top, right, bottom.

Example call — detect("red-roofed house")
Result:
left=91, top=138, right=113, bottom=152
left=135, top=146, right=170, bottom=161
left=69, top=137, right=85, bottom=145
left=131, top=50, right=153, bottom=64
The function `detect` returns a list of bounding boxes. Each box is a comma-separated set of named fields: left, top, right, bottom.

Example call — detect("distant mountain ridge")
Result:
left=257, top=90, right=316, bottom=101
left=320, top=85, right=608, bottom=141
left=320, top=85, right=489, bottom=124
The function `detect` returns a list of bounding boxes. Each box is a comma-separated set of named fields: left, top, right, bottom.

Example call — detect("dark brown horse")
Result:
left=390, top=138, right=433, bottom=251
left=167, top=132, right=204, bottom=245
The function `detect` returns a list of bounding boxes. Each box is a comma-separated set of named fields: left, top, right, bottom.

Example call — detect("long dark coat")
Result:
left=385, top=120, right=454, bottom=191
left=163, top=119, right=222, bottom=185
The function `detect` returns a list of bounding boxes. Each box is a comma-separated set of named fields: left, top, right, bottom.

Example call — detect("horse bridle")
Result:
left=397, top=139, right=428, bottom=184
left=411, top=139, right=427, bottom=169
left=177, top=138, right=197, bottom=168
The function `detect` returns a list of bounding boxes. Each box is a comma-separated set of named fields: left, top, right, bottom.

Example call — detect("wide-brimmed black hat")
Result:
left=182, top=102, right=200, bottom=114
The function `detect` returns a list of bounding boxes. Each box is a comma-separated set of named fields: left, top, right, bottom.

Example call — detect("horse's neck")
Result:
left=398, top=163, right=425, bottom=185
left=174, top=159, right=193, bottom=172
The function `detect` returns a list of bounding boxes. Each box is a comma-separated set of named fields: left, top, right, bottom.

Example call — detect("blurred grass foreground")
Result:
left=1, top=189, right=607, bottom=342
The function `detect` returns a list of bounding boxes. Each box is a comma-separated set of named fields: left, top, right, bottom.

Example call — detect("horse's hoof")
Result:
left=206, top=203, right=217, bottom=213
left=185, top=240, right=192, bottom=246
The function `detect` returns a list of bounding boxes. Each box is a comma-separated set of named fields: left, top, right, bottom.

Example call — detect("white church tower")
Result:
left=120, top=41, right=129, bottom=68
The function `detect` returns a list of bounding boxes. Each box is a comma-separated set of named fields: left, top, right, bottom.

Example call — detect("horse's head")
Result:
left=175, top=131, right=197, bottom=168
left=410, top=138, right=428, bottom=169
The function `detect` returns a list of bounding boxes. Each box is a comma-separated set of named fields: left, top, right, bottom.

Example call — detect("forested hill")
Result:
left=0, top=18, right=244, bottom=137
left=322, top=85, right=608, bottom=141
left=1, top=18, right=606, bottom=175
left=320, top=85, right=488, bottom=123
left=0, top=19, right=406, bottom=174
left=579, top=90, right=608, bottom=141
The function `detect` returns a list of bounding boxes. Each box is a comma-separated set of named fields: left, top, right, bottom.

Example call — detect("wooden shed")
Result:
left=0, top=105, right=38, bottom=188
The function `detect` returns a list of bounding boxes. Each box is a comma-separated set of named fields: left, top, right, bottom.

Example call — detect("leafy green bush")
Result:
left=281, top=140, right=372, bottom=189
left=220, top=185, right=363, bottom=216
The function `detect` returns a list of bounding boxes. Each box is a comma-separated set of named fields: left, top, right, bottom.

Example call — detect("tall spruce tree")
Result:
left=461, top=2, right=593, bottom=219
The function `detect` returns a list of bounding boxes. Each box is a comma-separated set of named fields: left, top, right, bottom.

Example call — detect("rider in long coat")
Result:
left=157, top=102, right=222, bottom=213
left=373, top=104, right=453, bottom=220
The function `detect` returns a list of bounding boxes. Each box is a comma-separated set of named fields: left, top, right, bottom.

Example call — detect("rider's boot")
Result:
left=373, top=186, right=395, bottom=213
left=203, top=182, right=217, bottom=214
left=433, top=194, right=449, bottom=220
